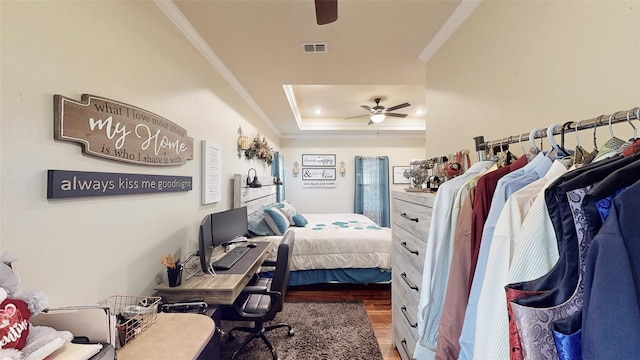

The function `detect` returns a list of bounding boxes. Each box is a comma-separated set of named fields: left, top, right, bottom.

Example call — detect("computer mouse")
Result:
left=247, top=243, right=258, bottom=248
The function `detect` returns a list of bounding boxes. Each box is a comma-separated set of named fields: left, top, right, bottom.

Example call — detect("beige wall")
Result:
left=425, top=0, right=640, bottom=159
left=281, top=138, right=425, bottom=213
left=1, top=1, right=278, bottom=305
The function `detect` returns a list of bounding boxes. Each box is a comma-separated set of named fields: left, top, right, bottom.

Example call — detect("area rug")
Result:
left=219, top=300, right=384, bottom=360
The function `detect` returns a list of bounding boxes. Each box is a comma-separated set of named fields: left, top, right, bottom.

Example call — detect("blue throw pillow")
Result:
left=248, top=210, right=275, bottom=236
left=263, top=208, right=290, bottom=235
left=292, top=214, right=308, bottom=227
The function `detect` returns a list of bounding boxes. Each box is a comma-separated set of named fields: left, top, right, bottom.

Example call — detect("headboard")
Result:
left=233, top=174, right=277, bottom=215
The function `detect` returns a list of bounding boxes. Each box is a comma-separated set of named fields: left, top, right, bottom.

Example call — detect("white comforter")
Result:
left=258, top=213, right=391, bottom=272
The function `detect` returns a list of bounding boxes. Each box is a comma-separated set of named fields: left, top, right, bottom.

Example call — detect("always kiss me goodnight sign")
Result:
left=54, top=94, right=194, bottom=166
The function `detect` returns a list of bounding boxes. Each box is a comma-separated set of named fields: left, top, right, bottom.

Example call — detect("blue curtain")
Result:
left=354, top=156, right=390, bottom=227
left=271, top=152, right=285, bottom=202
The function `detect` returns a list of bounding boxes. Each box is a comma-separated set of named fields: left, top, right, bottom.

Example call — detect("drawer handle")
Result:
left=400, top=339, right=415, bottom=360
left=401, top=306, right=418, bottom=328
left=401, top=241, right=419, bottom=255
left=400, top=212, right=419, bottom=222
left=401, top=272, right=419, bottom=292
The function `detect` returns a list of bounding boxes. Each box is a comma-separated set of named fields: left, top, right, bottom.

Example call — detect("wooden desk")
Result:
left=155, top=240, right=273, bottom=305
left=117, top=313, right=214, bottom=360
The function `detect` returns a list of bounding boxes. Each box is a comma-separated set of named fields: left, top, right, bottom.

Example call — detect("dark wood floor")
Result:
left=285, top=283, right=401, bottom=360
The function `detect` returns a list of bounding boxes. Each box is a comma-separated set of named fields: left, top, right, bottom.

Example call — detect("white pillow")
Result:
left=278, top=201, right=297, bottom=222
left=263, top=207, right=290, bottom=235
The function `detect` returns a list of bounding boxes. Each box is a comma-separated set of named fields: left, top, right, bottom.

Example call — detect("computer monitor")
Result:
left=198, top=207, right=249, bottom=273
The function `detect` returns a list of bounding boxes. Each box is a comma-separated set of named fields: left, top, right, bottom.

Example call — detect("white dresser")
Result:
left=391, top=191, right=435, bottom=360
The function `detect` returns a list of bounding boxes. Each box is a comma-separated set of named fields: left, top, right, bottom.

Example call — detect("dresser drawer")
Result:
left=392, top=291, right=419, bottom=335
left=392, top=198, right=433, bottom=240
left=392, top=256, right=422, bottom=305
left=393, top=303, right=419, bottom=360
left=393, top=225, right=426, bottom=274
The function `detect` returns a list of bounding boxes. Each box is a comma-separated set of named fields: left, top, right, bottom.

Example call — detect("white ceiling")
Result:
left=158, top=0, right=469, bottom=139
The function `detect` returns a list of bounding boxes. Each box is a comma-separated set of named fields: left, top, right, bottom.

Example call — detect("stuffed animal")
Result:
left=0, top=252, right=73, bottom=360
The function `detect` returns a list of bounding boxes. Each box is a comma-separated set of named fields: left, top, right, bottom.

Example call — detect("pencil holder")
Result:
left=167, top=267, right=182, bottom=287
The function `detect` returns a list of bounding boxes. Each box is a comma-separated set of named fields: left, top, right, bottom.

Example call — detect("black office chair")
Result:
left=221, top=230, right=295, bottom=360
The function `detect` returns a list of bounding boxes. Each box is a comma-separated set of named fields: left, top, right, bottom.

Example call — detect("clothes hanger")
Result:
left=518, top=133, right=526, bottom=154
left=572, top=119, right=590, bottom=165
left=559, top=121, right=573, bottom=156
left=528, top=127, right=541, bottom=153
left=546, top=123, right=564, bottom=157
left=592, top=112, right=627, bottom=162
left=626, top=109, right=637, bottom=140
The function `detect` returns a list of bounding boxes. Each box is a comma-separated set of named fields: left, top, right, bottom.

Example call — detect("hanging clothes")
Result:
left=414, top=160, right=496, bottom=360
left=582, top=178, right=640, bottom=359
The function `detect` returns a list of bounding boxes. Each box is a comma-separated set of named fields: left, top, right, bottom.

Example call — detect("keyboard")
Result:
left=211, top=246, right=251, bottom=270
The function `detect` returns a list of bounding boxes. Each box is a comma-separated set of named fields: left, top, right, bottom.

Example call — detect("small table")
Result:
left=117, top=312, right=215, bottom=360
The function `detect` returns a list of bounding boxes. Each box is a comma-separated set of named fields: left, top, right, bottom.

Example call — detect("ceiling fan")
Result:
left=315, top=0, right=338, bottom=25
left=346, top=98, right=411, bottom=125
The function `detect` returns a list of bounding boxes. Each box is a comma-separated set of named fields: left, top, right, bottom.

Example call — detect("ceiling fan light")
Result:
left=370, top=114, right=386, bottom=123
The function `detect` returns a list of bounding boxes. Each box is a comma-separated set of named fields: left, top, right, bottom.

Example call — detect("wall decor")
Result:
left=47, top=170, right=192, bottom=199
left=54, top=94, right=194, bottom=166
left=302, top=154, right=336, bottom=167
left=302, top=168, right=336, bottom=181
left=201, top=140, right=221, bottom=205
left=393, top=166, right=411, bottom=184
left=244, top=136, right=273, bottom=165
left=303, top=181, right=336, bottom=188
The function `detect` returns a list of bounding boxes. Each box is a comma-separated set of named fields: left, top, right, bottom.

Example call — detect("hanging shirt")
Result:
left=414, top=160, right=495, bottom=360
left=458, top=154, right=532, bottom=360
left=474, top=160, right=567, bottom=359
left=582, top=178, right=640, bottom=359
left=435, top=188, right=476, bottom=360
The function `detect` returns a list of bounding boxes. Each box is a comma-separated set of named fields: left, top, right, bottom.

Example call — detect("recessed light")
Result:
left=314, top=109, right=323, bottom=115
left=415, top=110, right=425, bottom=115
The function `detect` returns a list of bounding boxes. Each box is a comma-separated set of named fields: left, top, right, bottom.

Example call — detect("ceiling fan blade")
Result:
left=315, top=0, right=338, bottom=25
left=360, top=105, right=372, bottom=111
left=385, top=113, right=408, bottom=118
left=385, top=102, right=411, bottom=112
left=344, top=114, right=369, bottom=119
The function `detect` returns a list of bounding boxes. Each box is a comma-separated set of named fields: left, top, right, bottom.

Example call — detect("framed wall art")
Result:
left=302, top=154, right=336, bottom=167
left=393, top=166, right=411, bottom=184
left=302, top=168, right=336, bottom=181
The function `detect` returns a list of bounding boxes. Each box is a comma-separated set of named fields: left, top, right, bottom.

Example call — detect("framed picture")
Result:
left=302, top=154, right=336, bottom=167
left=302, top=168, right=336, bottom=181
left=393, top=166, right=411, bottom=184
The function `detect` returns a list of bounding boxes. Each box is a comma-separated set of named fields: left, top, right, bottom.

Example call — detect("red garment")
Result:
left=468, top=155, right=528, bottom=288
left=622, top=139, right=640, bottom=157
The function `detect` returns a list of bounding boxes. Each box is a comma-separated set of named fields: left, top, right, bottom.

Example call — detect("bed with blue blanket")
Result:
left=233, top=175, right=391, bottom=286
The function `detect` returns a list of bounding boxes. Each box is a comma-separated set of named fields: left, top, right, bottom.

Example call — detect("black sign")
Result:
left=47, top=170, right=192, bottom=199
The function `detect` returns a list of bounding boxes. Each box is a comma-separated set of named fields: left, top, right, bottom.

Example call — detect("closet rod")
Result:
left=474, top=106, right=640, bottom=152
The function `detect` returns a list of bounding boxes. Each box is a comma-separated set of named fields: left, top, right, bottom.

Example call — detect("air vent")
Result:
left=301, top=42, right=328, bottom=53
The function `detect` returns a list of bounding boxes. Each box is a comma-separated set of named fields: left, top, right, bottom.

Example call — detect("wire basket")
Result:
left=99, top=295, right=161, bottom=348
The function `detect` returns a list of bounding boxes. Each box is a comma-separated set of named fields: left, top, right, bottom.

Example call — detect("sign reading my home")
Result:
left=47, top=170, right=192, bottom=199
left=54, top=94, right=194, bottom=166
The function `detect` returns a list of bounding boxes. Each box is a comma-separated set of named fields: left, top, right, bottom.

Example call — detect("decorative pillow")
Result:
left=263, top=208, right=290, bottom=235
left=291, top=214, right=308, bottom=227
left=247, top=208, right=276, bottom=237
left=0, top=297, right=30, bottom=350
left=277, top=201, right=297, bottom=222
left=281, top=200, right=298, bottom=215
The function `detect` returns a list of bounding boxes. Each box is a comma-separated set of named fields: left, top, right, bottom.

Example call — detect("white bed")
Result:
left=233, top=174, right=392, bottom=285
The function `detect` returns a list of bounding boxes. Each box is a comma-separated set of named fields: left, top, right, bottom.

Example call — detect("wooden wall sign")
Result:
left=47, top=170, right=192, bottom=199
left=54, top=94, right=194, bottom=166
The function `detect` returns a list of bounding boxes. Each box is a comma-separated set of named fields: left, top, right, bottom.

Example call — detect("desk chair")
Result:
left=221, top=230, right=295, bottom=360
